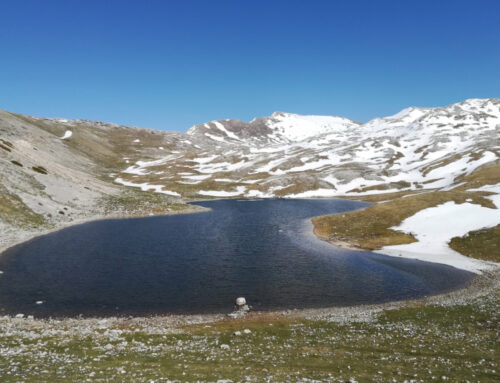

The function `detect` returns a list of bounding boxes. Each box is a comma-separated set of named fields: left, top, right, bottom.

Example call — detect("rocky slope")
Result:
left=0, top=111, right=194, bottom=251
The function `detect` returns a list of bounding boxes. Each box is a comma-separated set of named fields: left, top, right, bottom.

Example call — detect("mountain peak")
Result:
left=271, top=111, right=291, bottom=118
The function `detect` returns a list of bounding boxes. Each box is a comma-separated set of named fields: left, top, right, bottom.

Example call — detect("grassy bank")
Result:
left=449, top=224, right=500, bottom=262
left=313, top=190, right=494, bottom=252
left=98, top=189, right=201, bottom=217
left=312, top=164, right=500, bottom=262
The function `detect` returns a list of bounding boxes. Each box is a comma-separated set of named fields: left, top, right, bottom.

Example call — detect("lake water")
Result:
left=0, top=199, right=474, bottom=317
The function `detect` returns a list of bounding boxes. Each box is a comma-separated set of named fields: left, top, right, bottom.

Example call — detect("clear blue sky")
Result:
left=1, top=0, right=499, bottom=131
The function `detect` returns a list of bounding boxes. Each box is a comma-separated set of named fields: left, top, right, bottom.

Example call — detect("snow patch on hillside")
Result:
left=268, top=113, right=358, bottom=141
left=114, top=178, right=180, bottom=196
left=212, top=121, right=240, bottom=140
left=198, top=186, right=247, bottom=197
left=379, top=187, right=500, bottom=273
left=60, top=130, right=72, bottom=139
left=205, top=133, right=225, bottom=142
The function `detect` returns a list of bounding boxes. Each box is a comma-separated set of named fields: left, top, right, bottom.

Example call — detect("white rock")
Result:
left=235, top=297, right=246, bottom=306
left=220, top=344, right=230, bottom=350
left=35, top=300, right=44, bottom=305
left=15, top=313, right=24, bottom=319
left=243, top=329, right=251, bottom=334
left=233, top=331, right=242, bottom=336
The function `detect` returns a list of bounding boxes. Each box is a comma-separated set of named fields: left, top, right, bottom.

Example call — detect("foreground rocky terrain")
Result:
left=0, top=269, right=498, bottom=382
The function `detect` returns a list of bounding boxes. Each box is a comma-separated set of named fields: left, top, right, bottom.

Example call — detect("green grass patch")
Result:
left=449, top=225, right=500, bottom=262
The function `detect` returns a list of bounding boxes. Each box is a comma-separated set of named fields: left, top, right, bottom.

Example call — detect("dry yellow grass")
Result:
left=449, top=225, right=500, bottom=262
left=0, top=186, right=46, bottom=228
left=313, top=189, right=497, bottom=253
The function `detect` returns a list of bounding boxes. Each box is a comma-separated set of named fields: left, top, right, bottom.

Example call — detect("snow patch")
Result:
left=268, top=113, right=358, bottom=141
left=287, top=188, right=338, bottom=198
left=379, top=199, right=500, bottom=273
left=198, top=186, right=247, bottom=197
left=60, top=130, right=72, bottom=140
left=182, top=174, right=212, bottom=181
left=114, top=178, right=180, bottom=196
left=213, top=121, right=241, bottom=140
left=205, top=133, right=225, bottom=142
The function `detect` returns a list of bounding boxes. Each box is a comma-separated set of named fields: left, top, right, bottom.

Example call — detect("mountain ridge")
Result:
left=112, top=97, right=500, bottom=198
left=4, top=98, right=497, bottom=201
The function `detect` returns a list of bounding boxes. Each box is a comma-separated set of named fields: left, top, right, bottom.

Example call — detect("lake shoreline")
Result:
left=313, top=226, right=498, bottom=274
left=0, top=197, right=495, bottom=323
left=1, top=267, right=497, bottom=326
left=0, top=203, right=209, bottom=256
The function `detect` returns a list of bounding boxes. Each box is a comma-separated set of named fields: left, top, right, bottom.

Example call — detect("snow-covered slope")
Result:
left=114, top=98, right=500, bottom=199
left=186, top=112, right=359, bottom=145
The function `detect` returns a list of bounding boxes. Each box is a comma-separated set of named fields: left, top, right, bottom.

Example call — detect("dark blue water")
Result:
left=0, top=199, right=474, bottom=317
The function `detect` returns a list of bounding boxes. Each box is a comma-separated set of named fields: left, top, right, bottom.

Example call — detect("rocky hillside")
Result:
left=0, top=111, right=193, bottom=250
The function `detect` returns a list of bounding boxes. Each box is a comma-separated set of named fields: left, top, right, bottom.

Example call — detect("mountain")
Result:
left=113, top=98, right=500, bottom=198
left=186, top=112, right=359, bottom=144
